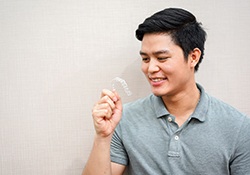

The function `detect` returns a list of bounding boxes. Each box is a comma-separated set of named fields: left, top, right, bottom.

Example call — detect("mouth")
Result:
left=150, top=78, right=166, bottom=82
left=149, top=77, right=167, bottom=86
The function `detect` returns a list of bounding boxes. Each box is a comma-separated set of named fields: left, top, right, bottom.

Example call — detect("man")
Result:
left=83, top=8, right=250, bottom=175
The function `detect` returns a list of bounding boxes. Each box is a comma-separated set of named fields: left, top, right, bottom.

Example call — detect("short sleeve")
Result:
left=230, top=116, right=250, bottom=175
left=110, top=128, right=128, bottom=165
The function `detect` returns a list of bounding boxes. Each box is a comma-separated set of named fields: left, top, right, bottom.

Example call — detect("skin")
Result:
left=82, top=33, right=201, bottom=175
left=140, top=33, right=201, bottom=126
left=82, top=89, right=126, bottom=175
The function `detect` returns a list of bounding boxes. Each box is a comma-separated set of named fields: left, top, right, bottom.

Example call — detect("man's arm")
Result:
left=111, top=162, right=126, bottom=175
left=82, top=135, right=126, bottom=175
left=82, top=89, right=125, bottom=175
left=230, top=116, right=250, bottom=175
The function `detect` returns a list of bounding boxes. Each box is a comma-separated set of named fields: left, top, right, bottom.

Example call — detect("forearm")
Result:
left=82, top=135, right=112, bottom=175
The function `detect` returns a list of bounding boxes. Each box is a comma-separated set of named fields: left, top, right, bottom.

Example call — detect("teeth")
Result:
left=152, top=78, right=163, bottom=82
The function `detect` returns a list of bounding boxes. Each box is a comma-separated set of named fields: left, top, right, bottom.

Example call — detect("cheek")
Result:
left=141, top=63, right=148, bottom=74
left=159, top=64, right=172, bottom=74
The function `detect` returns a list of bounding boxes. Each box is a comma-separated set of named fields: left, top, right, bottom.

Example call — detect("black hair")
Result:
left=135, top=8, right=207, bottom=72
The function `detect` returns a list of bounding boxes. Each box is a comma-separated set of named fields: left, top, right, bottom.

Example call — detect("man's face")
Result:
left=140, top=33, right=195, bottom=98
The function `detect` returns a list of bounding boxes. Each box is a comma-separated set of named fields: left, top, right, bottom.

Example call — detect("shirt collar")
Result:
left=152, top=95, right=170, bottom=118
left=152, top=83, right=209, bottom=122
left=190, top=83, right=208, bottom=122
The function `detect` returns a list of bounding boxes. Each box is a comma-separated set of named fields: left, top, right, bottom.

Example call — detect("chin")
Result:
left=151, top=88, right=165, bottom=97
left=151, top=85, right=174, bottom=97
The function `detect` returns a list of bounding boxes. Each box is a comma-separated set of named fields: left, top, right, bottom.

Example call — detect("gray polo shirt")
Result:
left=110, top=84, right=250, bottom=175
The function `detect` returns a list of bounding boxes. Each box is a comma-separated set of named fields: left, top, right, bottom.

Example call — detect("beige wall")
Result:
left=0, top=0, right=249, bottom=174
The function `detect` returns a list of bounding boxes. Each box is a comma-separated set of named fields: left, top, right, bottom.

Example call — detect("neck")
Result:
left=162, top=83, right=200, bottom=126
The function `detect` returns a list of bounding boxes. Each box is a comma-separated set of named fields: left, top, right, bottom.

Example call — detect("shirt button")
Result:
left=174, top=135, right=179, bottom=140
left=167, top=117, right=172, bottom=122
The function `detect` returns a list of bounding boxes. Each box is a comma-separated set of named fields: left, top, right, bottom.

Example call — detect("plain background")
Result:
left=0, top=0, right=249, bottom=174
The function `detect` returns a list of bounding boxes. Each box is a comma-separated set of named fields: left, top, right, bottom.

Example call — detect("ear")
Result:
left=189, top=48, right=201, bottom=68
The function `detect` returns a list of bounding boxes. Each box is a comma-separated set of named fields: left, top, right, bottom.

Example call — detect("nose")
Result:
left=148, top=59, right=160, bottom=73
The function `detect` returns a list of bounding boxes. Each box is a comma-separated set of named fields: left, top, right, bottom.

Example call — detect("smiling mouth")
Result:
left=150, top=78, right=167, bottom=82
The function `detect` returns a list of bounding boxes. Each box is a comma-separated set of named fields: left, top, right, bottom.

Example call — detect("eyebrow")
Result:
left=139, top=49, right=170, bottom=56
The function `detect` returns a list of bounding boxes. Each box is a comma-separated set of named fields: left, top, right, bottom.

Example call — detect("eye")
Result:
left=142, top=57, right=150, bottom=63
left=157, top=57, right=168, bottom=62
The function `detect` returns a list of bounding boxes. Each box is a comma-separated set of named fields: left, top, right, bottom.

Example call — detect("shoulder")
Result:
left=195, top=84, right=248, bottom=126
left=121, top=94, right=155, bottom=122
left=207, top=94, right=247, bottom=119
left=123, top=94, right=154, bottom=110
left=197, top=84, right=249, bottom=130
left=197, top=84, right=248, bottom=121
left=205, top=93, right=250, bottom=137
left=117, top=94, right=164, bottom=128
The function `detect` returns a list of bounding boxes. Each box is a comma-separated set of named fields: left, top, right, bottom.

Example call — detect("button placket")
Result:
left=168, top=132, right=181, bottom=158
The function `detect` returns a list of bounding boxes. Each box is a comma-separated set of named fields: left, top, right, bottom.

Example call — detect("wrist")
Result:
left=94, top=133, right=113, bottom=144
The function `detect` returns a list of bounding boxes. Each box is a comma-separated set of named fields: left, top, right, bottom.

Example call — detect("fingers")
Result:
left=101, top=89, right=118, bottom=102
left=92, top=103, right=112, bottom=119
left=93, top=89, right=120, bottom=119
left=112, top=90, right=122, bottom=111
left=92, top=89, right=123, bottom=137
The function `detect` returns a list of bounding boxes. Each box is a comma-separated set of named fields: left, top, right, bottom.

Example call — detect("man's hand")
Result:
left=92, top=89, right=122, bottom=138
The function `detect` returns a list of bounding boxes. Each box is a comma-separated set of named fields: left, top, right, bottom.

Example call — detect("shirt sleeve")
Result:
left=230, top=116, right=250, bottom=175
left=110, top=127, right=129, bottom=166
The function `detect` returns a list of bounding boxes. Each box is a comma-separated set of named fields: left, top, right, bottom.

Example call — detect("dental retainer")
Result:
left=111, top=77, right=132, bottom=96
